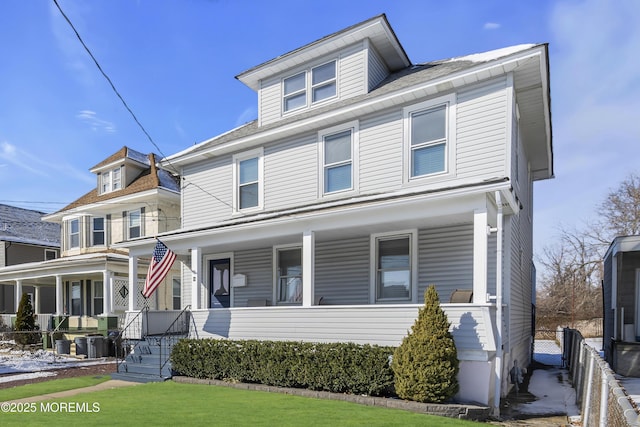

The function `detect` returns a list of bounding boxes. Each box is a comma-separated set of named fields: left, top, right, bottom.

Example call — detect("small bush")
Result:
left=171, top=339, right=395, bottom=396
left=14, top=293, right=41, bottom=346
left=391, top=285, right=459, bottom=403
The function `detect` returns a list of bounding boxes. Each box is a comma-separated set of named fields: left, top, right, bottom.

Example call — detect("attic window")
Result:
left=282, top=60, right=337, bottom=113
left=101, top=167, right=122, bottom=194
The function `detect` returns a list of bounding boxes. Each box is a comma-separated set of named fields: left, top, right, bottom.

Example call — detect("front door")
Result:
left=209, top=259, right=231, bottom=308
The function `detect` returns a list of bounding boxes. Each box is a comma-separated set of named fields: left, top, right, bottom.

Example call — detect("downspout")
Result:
left=493, top=190, right=504, bottom=416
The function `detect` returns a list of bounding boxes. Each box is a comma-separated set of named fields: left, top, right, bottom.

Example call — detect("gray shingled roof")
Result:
left=0, top=204, right=60, bottom=247
left=183, top=51, right=524, bottom=156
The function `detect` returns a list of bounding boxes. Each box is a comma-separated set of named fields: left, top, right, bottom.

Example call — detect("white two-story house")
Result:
left=121, top=15, right=553, bottom=409
left=0, top=147, right=181, bottom=330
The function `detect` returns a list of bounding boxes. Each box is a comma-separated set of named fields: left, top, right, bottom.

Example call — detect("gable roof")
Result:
left=0, top=204, right=60, bottom=247
left=51, top=147, right=180, bottom=214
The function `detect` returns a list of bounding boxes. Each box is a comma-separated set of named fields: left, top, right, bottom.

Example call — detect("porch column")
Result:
left=15, top=280, right=22, bottom=312
left=128, top=255, right=138, bottom=311
left=473, top=208, right=488, bottom=304
left=191, top=247, right=202, bottom=309
left=102, top=270, right=111, bottom=315
left=302, top=230, right=315, bottom=307
left=55, top=275, right=64, bottom=315
left=34, top=286, right=41, bottom=314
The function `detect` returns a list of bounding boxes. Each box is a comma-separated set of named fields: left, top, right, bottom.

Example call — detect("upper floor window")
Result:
left=233, top=148, right=263, bottom=212
left=100, top=167, right=122, bottom=194
left=69, top=218, right=80, bottom=249
left=92, top=217, right=105, bottom=246
left=404, top=95, right=456, bottom=181
left=319, top=121, right=358, bottom=195
left=128, top=209, right=141, bottom=239
left=283, top=60, right=337, bottom=113
left=45, top=249, right=57, bottom=260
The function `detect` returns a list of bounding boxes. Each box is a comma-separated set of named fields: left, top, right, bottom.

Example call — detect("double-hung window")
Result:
left=371, top=231, right=416, bottom=303
left=92, top=217, right=105, bottom=246
left=283, top=60, right=337, bottom=113
left=69, top=218, right=80, bottom=249
left=311, top=61, right=336, bottom=103
left=404, top=95, right=455, bottom=180
left=233, top=148, right=263, bottom=212
left=172, top=277, right=181, bottom=310
left=320, top=122, right=358, bottom=195
left=275, top=247, right=302, bottom=304
left=128, top=209, right=141, bottom=239
left=93, top=281, right=104, bottom=315
left=100, top=167, right=122, bottom=194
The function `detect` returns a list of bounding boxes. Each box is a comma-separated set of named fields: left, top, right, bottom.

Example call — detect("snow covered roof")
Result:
left=0, top=204, right=60, bottom=247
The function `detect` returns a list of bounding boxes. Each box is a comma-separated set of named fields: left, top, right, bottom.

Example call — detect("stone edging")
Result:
left=172, top=376, right=490, bottom=421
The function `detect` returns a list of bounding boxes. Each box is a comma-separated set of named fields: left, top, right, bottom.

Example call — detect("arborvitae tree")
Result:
left=14, top=293, right=40, bottom=345
left=391, top=285, right=459, bottom=403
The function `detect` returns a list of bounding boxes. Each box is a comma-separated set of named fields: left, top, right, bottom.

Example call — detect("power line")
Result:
left=52, top=0, right=235, bottom=211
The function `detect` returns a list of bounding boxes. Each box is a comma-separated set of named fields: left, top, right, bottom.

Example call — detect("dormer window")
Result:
left=100, top=167, right=122, bottom=194
left=283, top=60, right=337, bottom=113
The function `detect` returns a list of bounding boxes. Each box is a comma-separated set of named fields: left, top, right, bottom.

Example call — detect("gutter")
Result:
left=492, top=190, right=504, bottom=416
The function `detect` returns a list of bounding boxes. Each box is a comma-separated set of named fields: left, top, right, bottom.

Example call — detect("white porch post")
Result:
left=102, top=270, right=111, bottom=316
left=473, top=208, right=488, bottom=304
left=302, top=230, right=315, bottom=307
left=34, top=286, right=41, bottom=314
left=55, top=275, right=64, bottom=315
left=15, top=280, right=22, bottom=312
left=128, top=255, right=138, bottom=311
left=191, top=247, right=202, bottom=309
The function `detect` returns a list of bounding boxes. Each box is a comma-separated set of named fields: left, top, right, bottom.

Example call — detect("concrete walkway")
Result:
left=6, top=380, right=141, bottom=404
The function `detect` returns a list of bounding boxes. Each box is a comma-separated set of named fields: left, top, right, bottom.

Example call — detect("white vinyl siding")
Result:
left=264, top=133, right=317, bottom=211
left=182, top=156, right=232, bottom=229
left=190, top=304, right=495, bottom=351
left=232, top=247, right=273, bottom=306
left=359, top=109, right=403, bottom=194
left=315, top=237, right=370, bottom=305
left=259, top=43, right=365, bottom=127
left=367, top=43, right=388, bottom=91
left=456, top=77, right=508, bottom=180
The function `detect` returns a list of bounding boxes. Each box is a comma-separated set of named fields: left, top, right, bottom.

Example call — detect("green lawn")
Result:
left=0, top=380, right=483, bottom=426
left=0, top=375, right=110, bottom=401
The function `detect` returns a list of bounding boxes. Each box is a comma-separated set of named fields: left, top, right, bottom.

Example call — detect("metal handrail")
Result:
left=115, top=306, right=149, bottom=373
left=158, top=305, right=191, bottom=375
left=49, top=315, right=69, bottom=361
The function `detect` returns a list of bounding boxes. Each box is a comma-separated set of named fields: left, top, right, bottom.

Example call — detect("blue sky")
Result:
left=1, top=0, right=639, bottom=259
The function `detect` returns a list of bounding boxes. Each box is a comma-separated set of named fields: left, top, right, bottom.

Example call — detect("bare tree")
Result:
left=593, top=173, right=640, bottom=244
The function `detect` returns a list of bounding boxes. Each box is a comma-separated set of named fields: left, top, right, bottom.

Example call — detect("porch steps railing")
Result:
left=112, top=306, right=190, bottom=383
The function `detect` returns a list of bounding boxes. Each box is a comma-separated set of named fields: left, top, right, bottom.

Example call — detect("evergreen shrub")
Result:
left=391, top=285, right=459, bottom=403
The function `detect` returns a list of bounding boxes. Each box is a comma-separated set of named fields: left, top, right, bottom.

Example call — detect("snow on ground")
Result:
left=514, top=366, right=580, bottom=418
left=0, top=343, right=109, bottom=384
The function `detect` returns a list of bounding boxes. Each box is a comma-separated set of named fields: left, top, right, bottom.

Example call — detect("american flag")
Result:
left=143, top=240, right=177, bottom=298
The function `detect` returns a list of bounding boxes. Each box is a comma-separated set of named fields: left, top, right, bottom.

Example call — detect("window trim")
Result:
left=282, top=59, right=338, bottom=115
left=128, top=209, right=141, bottom=239
left=232, top=148, right=264, bottom=213
left=69, top=218, right=80, bottom=249
left=273, top=244, right=303, bottom=305
left=318, top=120, right=359, bottom=196
left=172, top=275, right=182, bottom=310
left=403, top=94, right=456, bottom=183
left=91, top=216, right=106, bottom=247
left=45, top=249, right=57, bottom=260
left=369, top=230, right=418, bottom=304
left=100, top=166, right=123, bottom=195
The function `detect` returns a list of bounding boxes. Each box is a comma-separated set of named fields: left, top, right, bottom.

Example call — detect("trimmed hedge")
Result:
left=171, top=339, right=395, bottom=396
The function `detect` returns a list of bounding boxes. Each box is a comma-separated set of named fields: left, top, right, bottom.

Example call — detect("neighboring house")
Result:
left=120, top=15, right=553, bottom=410
left=0, top=147, right=181, bottom=329
left=0, top=204, right=60, bottom=314
left=603, top=235, right=640, bottom=376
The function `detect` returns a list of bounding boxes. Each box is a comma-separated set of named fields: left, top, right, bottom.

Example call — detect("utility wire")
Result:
left=52, top=0, right=234, bottom=211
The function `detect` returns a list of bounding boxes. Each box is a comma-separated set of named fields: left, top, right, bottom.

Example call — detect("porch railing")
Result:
left=158, top=305, right=191, bottom=376
left=114, top=306, right=149, bottom=374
